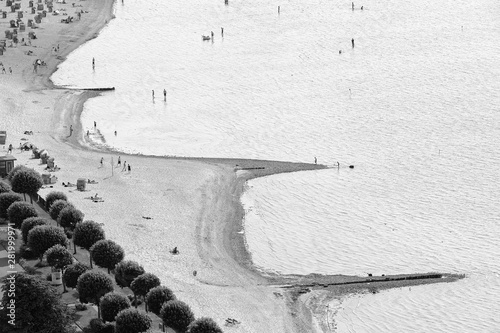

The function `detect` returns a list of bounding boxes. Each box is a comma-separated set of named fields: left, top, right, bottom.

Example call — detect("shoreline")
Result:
left=1, top=0, right=464, bottom=331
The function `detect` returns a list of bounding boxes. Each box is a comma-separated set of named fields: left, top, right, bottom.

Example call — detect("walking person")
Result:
left=152, top=90, right=155, bottom=99
left=122, top=161, right=127, bottom=171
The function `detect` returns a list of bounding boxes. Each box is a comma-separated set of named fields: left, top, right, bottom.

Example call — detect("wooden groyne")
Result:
left=81, top=87, right=115, bottom=91
left=281, top=273, right=444, bottom=290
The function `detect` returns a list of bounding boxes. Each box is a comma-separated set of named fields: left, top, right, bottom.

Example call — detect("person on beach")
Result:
left=114, top=130, right=117, bottom=136
left=211, top=31, right=214, bottom=39
left=94, top=121, right=96, bottom=128
left=361, top=6, right=363, bottom=10
left=314, top=157, right=317, bottom=164
left=337, top=161, right=340, bottom=168
left=278, top=5, right=280, bottom=14
left=92, top=57, right=95, bottom=70
left=100, top=157, right=103, bottom=166
left=1, top=67, right=6, bottom=74
left=118, top=156, right=121, bottom=166
left=69, top=125, right=73, bottom=136
left=352, top=38, right=355, bottom=48
left=163, top=89, right=167, bottom=101
left=9, top=67, right=12, bottom=74
left=87, top=130, right=90, bottom=136
left=128, top=164, right=131, bottom=172
left=122, top=161, right=127, bottom=171
left=152, top=90, right=155, bottom=99
left=221, top=27, right=224, bottom=37
left=352, top=2, right=354, bottom=10
left=8, top=144, right=13, bottom=154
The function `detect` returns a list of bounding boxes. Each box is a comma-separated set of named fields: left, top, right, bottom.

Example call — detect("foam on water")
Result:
left=52, top=0, right=500, bottom=331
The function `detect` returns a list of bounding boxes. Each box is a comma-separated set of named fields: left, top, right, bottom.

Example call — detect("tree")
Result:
left=90, top=239, right=125, bottom=273
left=100, top=292, right=131, bottom=323
left=46, top=244, right=73, bottom=269
left=187, top=318, right=223, bottom=333
left=45, top=244, right=74, bottom=292
left=20, top=217, right=50, bottom=244
left=0, top=273, right=72, bottom=332
left=62, top=262, right=90, bottom=289
left=114, top=260, right=145, bottom=289
left=73, top=220, right=105, bottom=267
left=6, top=165, right=29, bottom=182
left=49, top=199, right=74, bottom=221
left=11, top=168, right=43, bottom=201
left=0, top=192, right=23, bottom=218
left=145, top=286, right=177, bottom=316
left=45, top=191, right=68, bottom=211
left=7, top=201, right=38, bottom=229
left=130, top=273, right=161, bottom=310
left=160, top=300, right=195, bottom=333
left=27, top=225, right=68, bottom=262
left=115, top=308, right=152, bottom=333
left=58, top=206, right=84, bottom=230
left=77, top=270, right=114, bottom=319
left=58, top=206, right=84, bottom=254
left=88, top=318, right=115, bottom=333
left=0, top=180, right=11, bottom=194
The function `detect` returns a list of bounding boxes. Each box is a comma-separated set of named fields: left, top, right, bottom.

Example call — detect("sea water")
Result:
left=51, top=0, right=500, bottom=331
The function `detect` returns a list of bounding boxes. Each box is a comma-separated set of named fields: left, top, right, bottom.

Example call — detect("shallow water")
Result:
left=52, top=0, right=500, bottom=331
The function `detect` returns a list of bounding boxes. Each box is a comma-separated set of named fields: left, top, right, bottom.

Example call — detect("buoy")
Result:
left=349, top=165, right=354, bottom=169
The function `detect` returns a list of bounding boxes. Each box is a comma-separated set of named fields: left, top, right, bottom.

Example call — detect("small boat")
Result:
left=202, top=35, right=211, bottom=41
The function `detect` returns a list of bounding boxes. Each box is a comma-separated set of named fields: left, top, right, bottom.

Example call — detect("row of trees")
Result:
left=1, top=169, right=224, bottom=333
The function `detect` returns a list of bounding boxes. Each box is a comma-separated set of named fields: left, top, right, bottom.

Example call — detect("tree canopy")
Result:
left=11, top=168, right=43, bottom=195
left=90, top=239, right=125, bottom=273
left=0, top=273, right=72, bottom=332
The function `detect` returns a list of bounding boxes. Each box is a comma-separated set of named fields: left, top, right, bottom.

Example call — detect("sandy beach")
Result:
left=0, top=1, right=464, bottom=332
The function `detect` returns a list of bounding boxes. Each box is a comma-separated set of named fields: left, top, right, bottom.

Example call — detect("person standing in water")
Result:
left=351, top=38, right=355, bottom=48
